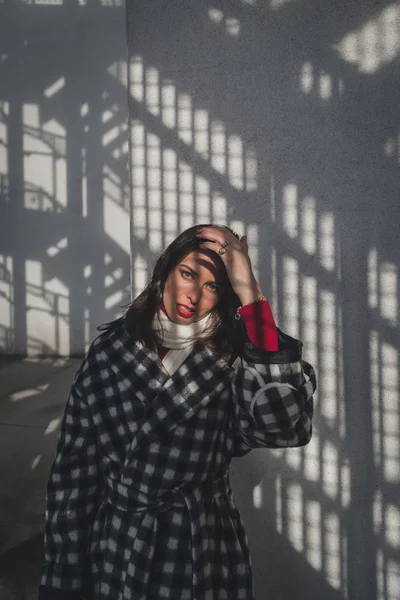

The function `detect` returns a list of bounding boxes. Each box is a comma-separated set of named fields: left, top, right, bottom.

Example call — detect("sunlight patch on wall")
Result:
left=132, top=254, right=148, bottom=302
left=130, top=56, right=144, bottom=102
left=108, top=60, right=128, bottom=88
left=163, top=148, right=179, bottom=245
left=245, top=148, right=258, bottom=192
left=104, top=165, right=130, bottom=213
left=369, top=250, right=400, bottom=600
left=283, top=184, right=298, bottom=239
left=287, top=188, right=335, bottom=271
left=148, top=133, right=163, bottom=251
left=0, top=102, right=9, bottom=198
left=46, top=237, right=68, bottom=258
left=146, top=67, right=160, bottom=118
left=211, top=120, right=226, bottom=176
left=25, top=259, right=70, bottom=355
left=370, top=330, right=399, bottom=482
left=380, top=262, right=398, bottom=326
left=319, top=290, right=338, bottom=424
left=270, top=0, right=297, bottom=9
left=384, top=133, right=400, bottom=165
left=179, top=162, right=195, bottom=232
left=385, top=504, right=400, bottom=550
left=325, top=513, right=342, bottom=589
left=226, top=18, right=241, bottom=37
left=377, top=548, right=400, bottom=600
left=44, top=77, right=65, bottom=99
left=300, top=61, right=344, bottom=100
left=129, top=56, right=257, bottom=193
left=282, top=256, right=299, bottom=336
left=228, top=219, right=259, bottom=275
left=372, top=339, right=399, bottom=484
left=369, top=249, right=398, bottom=326
left=322, top=440, right=339, bottom=501
left=104, top=194, right=130, bottom=254
left=277, top=178, right=348, bottom=594
left=211, top=192, right=227, bottom=224
left=320, top=213, right=336, bottom=271
left=130, top=111, right=239, bottom=277
left=305, top=500, right=322, bottom=570
left=22, top=0, right=63, bottom=4
left=105, top=290, right=125, bottom=311
left=208, top=8, right=241, bottom=36
left=104, top=264, right=125, bottom=311
left=82, top=147, right=88, bottom=217
left=334, top=3, right=400, bottom=74
left=101, top=0, right=124, bottom=6
left=194, top=109, right=209, bottom=159
left=0, top=254, right=13, bottom=352
left=23, top=104, right=67, bottom=211
left=368, top=248, right=379, bottom=310
left=84, top=307, right=90, bottom=351
left=301, top=197, right=317, bottom=254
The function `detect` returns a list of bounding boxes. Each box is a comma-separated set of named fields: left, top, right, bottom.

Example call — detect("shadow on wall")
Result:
left=0, top=0, right=399, bottom=599
left=127, top=1, right=400, bottom=600
left=0, top=0, right=131, bottom=357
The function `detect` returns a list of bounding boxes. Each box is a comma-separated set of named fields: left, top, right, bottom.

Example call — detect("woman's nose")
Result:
left=187, top=287, right=201, bottom=305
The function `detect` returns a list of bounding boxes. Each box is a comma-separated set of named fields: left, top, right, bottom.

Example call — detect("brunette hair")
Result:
left=123, top=224, right=246, bottom=359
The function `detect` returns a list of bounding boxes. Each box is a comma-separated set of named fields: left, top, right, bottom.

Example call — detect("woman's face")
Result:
left=162, top=249, right=227, bottom=324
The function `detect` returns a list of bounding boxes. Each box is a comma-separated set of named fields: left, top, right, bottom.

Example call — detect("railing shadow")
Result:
left=0, top=0, right=130, bottom=357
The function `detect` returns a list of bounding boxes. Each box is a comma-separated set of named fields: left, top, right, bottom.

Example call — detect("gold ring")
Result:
left=218, top=247, right=227, bottom=256
left=221, top=240, right=229, bottom=248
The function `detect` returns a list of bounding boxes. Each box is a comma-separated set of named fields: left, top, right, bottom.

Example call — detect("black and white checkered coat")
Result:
left=39, top=318, right=316, bottom=600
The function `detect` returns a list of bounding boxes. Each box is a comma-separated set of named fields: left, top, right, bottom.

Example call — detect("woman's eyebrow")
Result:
left=180, top=263, right=224, bottom=286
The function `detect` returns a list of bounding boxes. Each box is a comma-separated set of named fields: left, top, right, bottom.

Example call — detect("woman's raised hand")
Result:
left=195, top=225, right=263, bottom=305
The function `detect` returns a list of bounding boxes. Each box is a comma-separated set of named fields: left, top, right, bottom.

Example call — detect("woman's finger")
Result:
left=196, top=226, right=233, bottom=247
left=196, top=228, right=243, bottom=253
left=197, top=240, right=225, bottom=257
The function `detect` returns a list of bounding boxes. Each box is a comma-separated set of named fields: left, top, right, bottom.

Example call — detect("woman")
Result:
left=38, top=224, right=316, bottom=600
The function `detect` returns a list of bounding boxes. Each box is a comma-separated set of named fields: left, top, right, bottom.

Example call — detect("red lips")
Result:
left=176, top=304, right=195, bottom=318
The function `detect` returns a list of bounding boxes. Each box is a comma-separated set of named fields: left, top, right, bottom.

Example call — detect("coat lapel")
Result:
left=140, top=343, right=232, bottom=436
left=100, top=322, right=233, bottom=462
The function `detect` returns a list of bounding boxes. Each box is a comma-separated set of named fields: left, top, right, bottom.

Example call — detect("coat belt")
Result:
left=103, top=471, right=232, bottom=597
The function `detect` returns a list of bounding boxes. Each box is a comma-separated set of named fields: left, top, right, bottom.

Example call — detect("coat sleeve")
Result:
left=230, top=328, right=316, bottom=452
left=39, top=354, right=103, bottom=600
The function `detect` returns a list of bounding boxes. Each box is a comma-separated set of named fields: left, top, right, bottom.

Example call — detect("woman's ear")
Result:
left=240, top=235, right=248, bottom=250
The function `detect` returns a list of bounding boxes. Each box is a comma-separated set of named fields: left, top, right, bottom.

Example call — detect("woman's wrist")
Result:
left=236, top=281, right=265, bottom=307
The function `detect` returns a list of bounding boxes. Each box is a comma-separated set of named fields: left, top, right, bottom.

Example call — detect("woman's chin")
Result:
left=173, top=313, right=196, bottom=324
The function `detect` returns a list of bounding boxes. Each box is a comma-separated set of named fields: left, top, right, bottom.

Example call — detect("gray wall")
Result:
left=0, top=1, right=399, bottom=599
left=0, top=0, right=130, bottom=357
left=126, top=1, right=399, bottom=600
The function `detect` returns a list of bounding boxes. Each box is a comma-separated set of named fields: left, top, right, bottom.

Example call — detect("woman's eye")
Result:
left=181, top=270, right=192, bottom=279
left=207, top=284, right=219, bottom=293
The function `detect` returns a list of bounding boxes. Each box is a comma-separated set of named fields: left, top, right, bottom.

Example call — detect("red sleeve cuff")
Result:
left=238, top=300, right=278, bottom=351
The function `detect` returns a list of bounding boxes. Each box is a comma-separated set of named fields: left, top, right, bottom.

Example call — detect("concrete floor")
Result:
left=0, top=358, right=80, bottom=600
